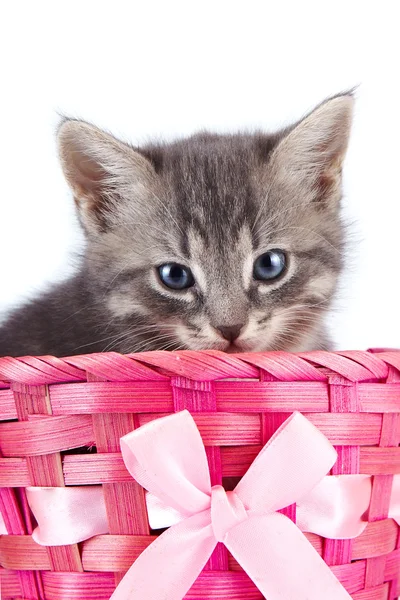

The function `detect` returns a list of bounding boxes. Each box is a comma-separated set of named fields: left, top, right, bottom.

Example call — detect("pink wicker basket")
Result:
left=1, top=349, right=400, bottom=599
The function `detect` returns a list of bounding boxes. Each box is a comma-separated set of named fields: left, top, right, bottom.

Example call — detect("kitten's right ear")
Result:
left=57, top=119, right=156, bottom=235
left=268, top=92, right=354, bottom=210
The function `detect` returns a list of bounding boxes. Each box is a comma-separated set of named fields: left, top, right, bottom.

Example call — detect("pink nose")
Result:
left=216, top=324, right=243, bottom=342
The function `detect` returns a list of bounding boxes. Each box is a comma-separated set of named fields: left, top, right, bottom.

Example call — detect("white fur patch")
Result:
left=107, top=292, right=151, bottom=318
left=305, top=274, right=335, bottom=299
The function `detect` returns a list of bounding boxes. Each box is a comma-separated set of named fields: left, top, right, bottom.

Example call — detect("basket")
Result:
left=1, top=348, right=400, bottom=600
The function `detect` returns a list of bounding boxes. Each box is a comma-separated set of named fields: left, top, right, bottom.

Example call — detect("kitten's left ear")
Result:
left=57, top=119, right=157, bottom=235
left=269, top=92, right=355, bottom=208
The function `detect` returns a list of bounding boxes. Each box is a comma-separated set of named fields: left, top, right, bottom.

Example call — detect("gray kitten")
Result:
left=0, top=93, right=353, bottom=357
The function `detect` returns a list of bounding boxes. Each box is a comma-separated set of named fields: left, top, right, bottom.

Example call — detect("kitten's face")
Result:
left=58, top=94, right=353, bottom=352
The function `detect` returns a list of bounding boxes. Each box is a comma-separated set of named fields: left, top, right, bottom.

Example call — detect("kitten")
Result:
left=0, top=93, right=353, bottom=358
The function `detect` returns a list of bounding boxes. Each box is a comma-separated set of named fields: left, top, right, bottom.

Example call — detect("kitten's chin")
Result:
left=223, top=340, right=259, bottom=353
left=225, top=344, right=241, bottom=354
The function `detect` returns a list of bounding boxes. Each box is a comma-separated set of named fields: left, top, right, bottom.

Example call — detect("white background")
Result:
left=0, top=1, right=399, bottom=350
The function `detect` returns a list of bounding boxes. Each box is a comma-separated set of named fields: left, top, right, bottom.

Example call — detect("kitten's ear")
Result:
left=269, top=92, right=354, bottom=208
left=57, top=119, right=156, bottom=234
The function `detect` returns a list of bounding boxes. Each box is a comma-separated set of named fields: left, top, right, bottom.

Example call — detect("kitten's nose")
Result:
left=216, top=324, right=244, bottom=342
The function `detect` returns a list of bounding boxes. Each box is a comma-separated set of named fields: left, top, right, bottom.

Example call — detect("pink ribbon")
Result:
left=21, top=410, right=400, bottom=599
left=24, top=473, right=376, bottom=543
left=26, top=485, right=109, bottom=545
left=0, top=511, right=7, bottom=535
left=114, top=410, right=350, bottom=600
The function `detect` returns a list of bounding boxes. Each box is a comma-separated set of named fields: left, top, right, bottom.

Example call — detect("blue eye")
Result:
left=158, top=263, right=195, bottom=290
left=253, top=250, right=286, bottom=281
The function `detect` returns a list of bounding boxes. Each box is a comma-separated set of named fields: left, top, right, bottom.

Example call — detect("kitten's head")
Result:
left=58, top=93, right=353, bottom=352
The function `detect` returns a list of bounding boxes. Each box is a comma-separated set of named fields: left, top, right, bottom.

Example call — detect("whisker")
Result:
left=101, top=327, right=178, bottom=353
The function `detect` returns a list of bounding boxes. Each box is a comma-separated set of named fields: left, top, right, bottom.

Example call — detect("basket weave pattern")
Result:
left=1, top=349, right=400, bottom=599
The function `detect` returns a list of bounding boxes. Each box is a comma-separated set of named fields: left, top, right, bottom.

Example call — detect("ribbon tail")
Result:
left=224, top=513, right=352, bottom=600
left=111, top=510, right=216, bottom=600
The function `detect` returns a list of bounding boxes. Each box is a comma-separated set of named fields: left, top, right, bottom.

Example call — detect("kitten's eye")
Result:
left=253, top=250, right=286, bottom=281
left=158, top=263, right=195, bottom=290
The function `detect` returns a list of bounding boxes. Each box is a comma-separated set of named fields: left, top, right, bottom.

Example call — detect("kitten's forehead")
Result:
left=188, top=223, right=252, bottom=255
left=159, top=135, right=265, bottom=238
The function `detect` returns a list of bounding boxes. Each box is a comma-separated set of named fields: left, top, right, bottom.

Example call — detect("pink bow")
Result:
left=109, top=410, right=351, bottom=600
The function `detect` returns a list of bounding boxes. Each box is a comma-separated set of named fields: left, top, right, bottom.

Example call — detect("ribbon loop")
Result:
left=120, top=411, right=211, bottom=516
left=235, top=412, right=338, bottom=513
left=210, top=485, right=247, bottom=542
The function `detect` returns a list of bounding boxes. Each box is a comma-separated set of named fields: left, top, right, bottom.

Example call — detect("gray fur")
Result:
left=0, top=93, right=353, bottom=357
